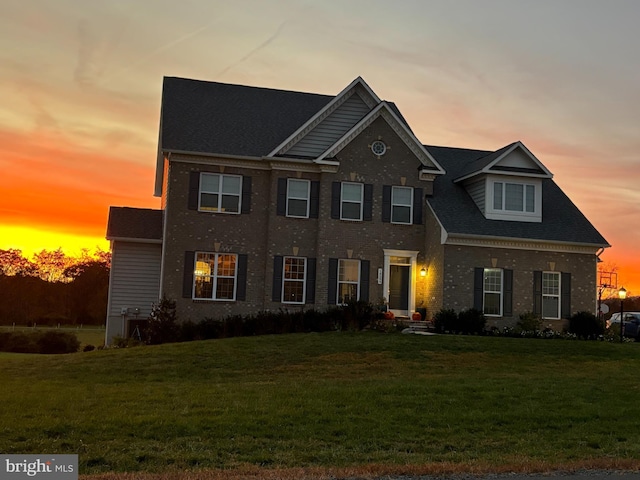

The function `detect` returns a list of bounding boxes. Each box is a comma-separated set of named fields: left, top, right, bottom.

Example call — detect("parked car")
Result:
left=607, top=311, right=640, bottom=328
left=622, top=313, right=640, bottom=340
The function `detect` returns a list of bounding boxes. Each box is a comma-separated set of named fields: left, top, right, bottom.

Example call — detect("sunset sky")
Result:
left=1, top=0, right=639, bottom=296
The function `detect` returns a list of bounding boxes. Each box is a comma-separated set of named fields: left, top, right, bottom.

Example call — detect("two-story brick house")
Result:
left=105, top=76, right=609, bottom=343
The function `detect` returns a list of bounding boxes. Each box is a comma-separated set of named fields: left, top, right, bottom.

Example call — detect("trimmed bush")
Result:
left=457, top=308, right=486, bottom=334
left=568, top=311, right=604, bottom=339
left=516, top=311, right=542, bottom=333
left=145, top=296, right=179, bottom=345
left=0, top=330, right=79, bottom=354
left=433, top=308, right=457, bottom=333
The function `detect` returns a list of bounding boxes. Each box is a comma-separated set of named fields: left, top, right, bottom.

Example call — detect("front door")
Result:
left=389, top=265, right=410, bottom=311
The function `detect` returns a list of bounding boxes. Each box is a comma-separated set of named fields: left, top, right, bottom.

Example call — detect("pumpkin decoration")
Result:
left=412, top=312, right=422, bottom=321
left=384, top=310, right=395, bottom=320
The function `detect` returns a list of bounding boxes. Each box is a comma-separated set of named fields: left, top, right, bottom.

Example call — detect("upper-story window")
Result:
left=199, top=173, right=242, bottom=213
left=494, top=182, right=535, bottom=213
left=286, top=179, right=310, bottom=218
left=341, top=182, right=364, bottom=221
left=391, top=186, right=413, bottom=224
left=484, top=177, right=541, bottom=223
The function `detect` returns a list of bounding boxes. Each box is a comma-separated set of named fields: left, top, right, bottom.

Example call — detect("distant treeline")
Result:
left=0, top=248, right=110, bottom=326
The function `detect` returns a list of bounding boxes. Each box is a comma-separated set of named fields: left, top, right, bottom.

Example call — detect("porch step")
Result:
left=402, top=320, right=434, bottom=334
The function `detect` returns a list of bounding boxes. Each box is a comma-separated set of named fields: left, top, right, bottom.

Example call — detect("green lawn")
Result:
left=1, top=332, right=639, bottom=476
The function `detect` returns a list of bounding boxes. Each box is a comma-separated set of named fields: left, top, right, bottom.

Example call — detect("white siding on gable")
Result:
left=105, top=241, right=162, bottom=344
left=466, top=179, right=486, bottom=213
left=496, top=148, right=539, bottom=170
left=286, top=93, right=371, bottom=158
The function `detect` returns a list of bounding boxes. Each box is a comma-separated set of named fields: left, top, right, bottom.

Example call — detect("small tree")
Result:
left=516, top=311, right=542, bottom=333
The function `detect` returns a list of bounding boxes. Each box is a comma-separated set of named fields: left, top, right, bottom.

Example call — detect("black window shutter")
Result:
left=331, top=182, right=341, bottom=219
left=533, top=271, right=543, bottom=315
left=328, top=258, right=338, bottom=304
left=276, top=178, right=287, bottom=216
left=183, top=251, right=195, bottom=298
left=360, top=260, right=370, bottom=302
left=473, top=267, right=484, bottom=311
left=413, top=187, right=423, bottom=225
left=503, top=269, right=513, bottom=317
left=272, top=256, right=283, bottom=302
left=363, top=184, right=373, bottom=221
left=236, top=254, right=248, bottom=301
left=241, top=176, right=252, bottom=214
left=382, top=186, right=392, bottom=223
left=306, top=258, right=316, bottom=303
left=561, top=272, right=571, bottom=319
left=309, top=181, right=320, bottom=218
left=188, top=172, right=200, bottom=210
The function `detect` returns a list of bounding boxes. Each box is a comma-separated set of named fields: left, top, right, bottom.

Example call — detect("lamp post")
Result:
left=619, top=286, right=627, bottom=343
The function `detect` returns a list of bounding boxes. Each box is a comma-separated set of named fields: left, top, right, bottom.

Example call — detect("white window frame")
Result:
left=485, top=176, right=542, bottom=223
left=199, top=173, right=242, bottom=214
left=337, top=259, right=360, bottom=304
left=483, top=268, right=503, bottom=317
left=286, top=179, right=310, bottom=218
left=542, top=271, right=561, bottom=319
left=193, top=252, right=238, bottom=301
left=282, top=256, right=306, bottom=304
left=391, top=186, right=413, bottom=224
left=340, top=182, right=364, bottom=221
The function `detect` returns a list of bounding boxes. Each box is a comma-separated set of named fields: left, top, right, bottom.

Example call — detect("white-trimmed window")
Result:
left=286, top=179, right=310, bottom=218
left=341, top=183, right=364, bottom=221
left=391, top=186, right=413, bottom=224
left=493, top=182, right=535, bottom=213
left=542, top=272, right=561, bottom=319
left=194, top=252, right=237, bottom=300
left=338, top=259, right=360, bottom=304
left=199, top=173, right=242, bottom=213
left=282, top=256, right=306, bottom=304
left=483, top=268, right=503, bottom=316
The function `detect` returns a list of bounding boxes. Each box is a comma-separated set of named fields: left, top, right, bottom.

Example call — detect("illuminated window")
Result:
left=338, top=259, right=360, bottom=304
left=282, top=256, right=306, bottom=304
left=193, top=252, right=237, bottom=300
left=199, top=173, right=242, bottom=213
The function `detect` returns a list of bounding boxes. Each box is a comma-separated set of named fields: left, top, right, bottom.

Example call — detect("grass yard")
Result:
left=1, top=332, right=639, bottom=478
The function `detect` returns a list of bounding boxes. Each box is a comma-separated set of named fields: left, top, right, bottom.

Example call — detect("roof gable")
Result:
left=269, top=77, right=380, bottom=157
left=454, top=141, right=552, bottom=183
left=316, top=101, right=445, bottom=173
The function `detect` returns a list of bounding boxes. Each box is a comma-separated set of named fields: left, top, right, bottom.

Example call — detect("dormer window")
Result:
left=493, top=182, right=535, bottom=213
left=485, top=176, right=542, bottom=223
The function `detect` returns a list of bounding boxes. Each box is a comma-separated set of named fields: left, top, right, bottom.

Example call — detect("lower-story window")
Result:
left=483, top=268, right=503, bottom=316
left=194, top=252, right=237, bottom=300
left=542, top=271, right=560, bottom=319
left=282, top=256, right=306, bottom=304
left=338, top=259, right=360, bottom=304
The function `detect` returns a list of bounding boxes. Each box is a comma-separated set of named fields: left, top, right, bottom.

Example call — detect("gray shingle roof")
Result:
left=106, top=207, right=163, bottom=241
left=161, top=77, right=333, bottom=157
left=425, top=145, right=609, bottom=247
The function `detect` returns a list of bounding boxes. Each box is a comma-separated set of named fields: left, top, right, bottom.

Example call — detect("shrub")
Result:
left=516, top=311, right=542, bottom=333
left=433, top=308, right=457, bottom=333
left=457, top=308, right=486, bottom=334
left=37, top=330, right=80, bottom=354
left=145, top=296, right=179, bottom=345
left=568, top=311, right=604, bottom=339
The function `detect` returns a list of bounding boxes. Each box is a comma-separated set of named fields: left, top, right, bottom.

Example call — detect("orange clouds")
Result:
left=0, top=127, right=158, bottom=243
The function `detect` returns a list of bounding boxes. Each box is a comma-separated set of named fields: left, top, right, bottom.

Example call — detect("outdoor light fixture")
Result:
left=619, top=286, right=627, bottom=343
left=420, top=267, right=427, bottom=277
